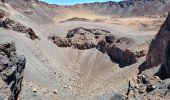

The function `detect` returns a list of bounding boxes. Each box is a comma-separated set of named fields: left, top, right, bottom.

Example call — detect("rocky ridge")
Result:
left=64, top=0, right=170, bottom=16
left=2, top=0, right=170, bottom=17
left=0, top=42, right=26, bottom=100
left=0, top=9, right=39, bottom=40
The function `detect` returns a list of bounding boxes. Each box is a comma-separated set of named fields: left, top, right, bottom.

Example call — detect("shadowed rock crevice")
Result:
left=0, top=42, right=26, bottom=100
left=49, top=27, right=138, bottom=67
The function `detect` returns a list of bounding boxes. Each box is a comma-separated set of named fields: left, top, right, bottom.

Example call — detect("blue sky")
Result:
left=39, top=0, right=122, bottom=5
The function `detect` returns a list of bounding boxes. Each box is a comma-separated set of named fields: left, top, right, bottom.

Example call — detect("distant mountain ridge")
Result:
left=1, top=0, right=170, bottom=18
left=64, top=0, right=170, bottom=16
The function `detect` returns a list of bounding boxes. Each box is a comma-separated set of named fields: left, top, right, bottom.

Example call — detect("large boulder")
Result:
left=0, top=42, right=26, bottom=100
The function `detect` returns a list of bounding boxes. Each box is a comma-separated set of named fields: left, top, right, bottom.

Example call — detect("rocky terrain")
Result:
left=111, top=9, right=170, bottom=100
left=49, top=27, right=140, bottom=67
left=0, top=0, right=170, bottom=100
left=0, top=42, right=26, bottom=100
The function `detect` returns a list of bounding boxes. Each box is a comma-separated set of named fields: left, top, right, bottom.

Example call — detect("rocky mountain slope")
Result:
left=1, top=0, right=170, bottom=23
left=0, top=0, right=170, bottom=100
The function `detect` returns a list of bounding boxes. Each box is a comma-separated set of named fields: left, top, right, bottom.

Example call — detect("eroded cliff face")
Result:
left=146, top=13, right=170, bottom=69
left=0, top=42, right=26, bottom=100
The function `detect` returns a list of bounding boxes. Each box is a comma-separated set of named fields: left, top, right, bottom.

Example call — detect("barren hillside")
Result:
left=0, top=0, right=170, bottom=100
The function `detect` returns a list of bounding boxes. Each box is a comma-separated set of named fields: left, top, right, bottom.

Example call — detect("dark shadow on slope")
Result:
left=155, top=41, right=170, bottom=80
left=107, top=48, right=137, bottom=68
left=138, top=61, right=147, bottom=74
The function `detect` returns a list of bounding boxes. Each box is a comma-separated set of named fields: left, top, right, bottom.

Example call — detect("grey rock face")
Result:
left=0, top=43, right=26, bottom=100
left=49, top=27, right=137, bottom=67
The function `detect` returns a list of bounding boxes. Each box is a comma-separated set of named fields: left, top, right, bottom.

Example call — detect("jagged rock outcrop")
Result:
left=0, top=9, right=39, bottom=40
left=146, top=13, right=170, bottom=69
left=126, top=73, right=170, bottom=100
left=3, top=18, right=39, bottom=40
left=0, top=42, right=26, bottom=100
left=112, top=72, right=170, bottom=100
left=49, top=27, right=138, bottom=67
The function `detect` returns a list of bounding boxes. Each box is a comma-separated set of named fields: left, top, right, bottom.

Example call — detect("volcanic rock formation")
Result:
left=0, top=42, right=26, bottom=100
left=49, top=27, right=137, bottom=67
left=125, top=73, right=170, bottom=100
left=146, top=13, right=170, bottom=70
